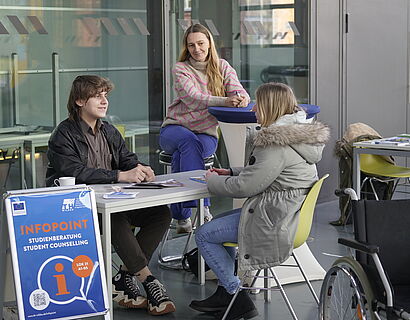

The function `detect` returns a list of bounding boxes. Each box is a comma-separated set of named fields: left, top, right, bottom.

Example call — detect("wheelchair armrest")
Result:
left=339, top=238, right=394, bottom=308
left=338, top=238, right=379, bottom=254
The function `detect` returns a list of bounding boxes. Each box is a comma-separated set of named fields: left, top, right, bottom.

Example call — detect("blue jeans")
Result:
left=195, top=209, right=241, bottom=294
left=159, top=125, right=217, bottom=220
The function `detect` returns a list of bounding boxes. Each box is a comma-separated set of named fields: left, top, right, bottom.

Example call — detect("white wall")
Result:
left=314, top=0, right=410, bottom=202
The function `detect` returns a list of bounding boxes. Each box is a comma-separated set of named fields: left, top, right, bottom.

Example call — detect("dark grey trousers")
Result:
left=110, top=205, right=171, bottom=274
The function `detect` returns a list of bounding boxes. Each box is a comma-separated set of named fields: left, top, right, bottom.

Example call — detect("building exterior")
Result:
left=0, top=0, right=409, bottom=201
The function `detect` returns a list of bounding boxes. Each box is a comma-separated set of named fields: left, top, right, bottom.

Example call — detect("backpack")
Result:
left=181, top=248, right=210, bottom=278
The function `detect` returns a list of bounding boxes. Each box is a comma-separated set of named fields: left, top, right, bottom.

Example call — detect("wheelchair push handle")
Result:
left=334, top=188, right=359, bottom=201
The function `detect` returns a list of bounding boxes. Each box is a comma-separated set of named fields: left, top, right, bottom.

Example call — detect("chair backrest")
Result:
left=293, top=174, right=329, bottom=248
left=113, top=124, right=126, bottom=138
left=354, top=199, right=410, bottom=286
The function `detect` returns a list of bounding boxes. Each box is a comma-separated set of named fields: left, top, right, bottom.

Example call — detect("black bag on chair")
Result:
left=182, top=248, right=210, bottom=278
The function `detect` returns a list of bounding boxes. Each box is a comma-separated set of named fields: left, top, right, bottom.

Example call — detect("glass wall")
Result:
left=167, top=0, right=309, bottom=103
left=0, top=0, right=309, bottom=189
left=0, top=0, right=163, bottom=188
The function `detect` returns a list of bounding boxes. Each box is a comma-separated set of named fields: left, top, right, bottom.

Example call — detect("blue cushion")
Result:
left=299, top=104, right=320, bottom=119
left=208, top=103, right=320, bottom=123
left=208, top=102, right=256, bottom=123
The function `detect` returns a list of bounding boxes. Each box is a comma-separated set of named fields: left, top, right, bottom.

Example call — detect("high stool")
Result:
left=157, top=151, right=215, bottom=269
left=159, top=151, right=216, bottom=173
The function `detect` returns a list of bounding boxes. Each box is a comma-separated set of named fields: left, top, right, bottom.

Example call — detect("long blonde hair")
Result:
left=255, top=83, right=298, bottom=127
left=178, top=24, right=225, bottom=97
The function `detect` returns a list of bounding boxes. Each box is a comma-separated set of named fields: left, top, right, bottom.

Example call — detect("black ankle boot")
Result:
left=189, top=286, right=232, bottom=313
left=215, top=290, right=258, bottom=320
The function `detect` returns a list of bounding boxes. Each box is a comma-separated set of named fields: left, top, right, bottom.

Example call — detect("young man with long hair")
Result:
left=46, top=75, right=176, bottom=316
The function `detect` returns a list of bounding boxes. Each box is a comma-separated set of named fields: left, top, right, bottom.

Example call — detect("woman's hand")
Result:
left=237, top=95, right=250, bottom=107
left=209, top=168, right=230, bottom=176
left=225, top=96, right=245, bottom=107
left=205, top=169, right=219, bottom=180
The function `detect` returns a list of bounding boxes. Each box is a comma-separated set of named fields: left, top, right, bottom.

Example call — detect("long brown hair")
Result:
left=178, top=24, right=225, bottom=97
left=67, top=75, right=114, bottom=121
left=255, top=83, right=298, bottom=127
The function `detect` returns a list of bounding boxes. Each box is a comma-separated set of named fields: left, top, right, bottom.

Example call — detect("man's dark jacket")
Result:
left=46, top=118, right=140, bottom=186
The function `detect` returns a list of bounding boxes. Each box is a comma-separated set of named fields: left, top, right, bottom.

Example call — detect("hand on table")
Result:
left=137, top=164, right=155, bottom=182
left=118, top=164, right=155, bottom=183
left=225, top=95, right=246, bottom=107
left=209, top=168, right=231, bottom=176
left=205, top=168, right=230, bottom=180
left=238, top=96, right=250, bottom=107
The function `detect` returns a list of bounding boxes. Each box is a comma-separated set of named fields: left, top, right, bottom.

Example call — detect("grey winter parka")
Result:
left=207, top=122, right=330, bottom=271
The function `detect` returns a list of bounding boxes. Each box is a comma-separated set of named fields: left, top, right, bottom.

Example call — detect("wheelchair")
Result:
left=319, top=188, right=410, bottom=320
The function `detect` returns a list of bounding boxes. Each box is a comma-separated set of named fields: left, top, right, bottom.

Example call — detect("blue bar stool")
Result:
left=159, top=151, right=215, bottom=173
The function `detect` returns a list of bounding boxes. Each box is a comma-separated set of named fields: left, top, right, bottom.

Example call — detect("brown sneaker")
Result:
left=112, top=269, right=147, bottom=308
left=142, top=275, right=176, bottom=315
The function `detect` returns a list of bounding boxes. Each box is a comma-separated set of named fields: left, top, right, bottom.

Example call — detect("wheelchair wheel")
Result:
left=319, top=257, right=376, bottom=320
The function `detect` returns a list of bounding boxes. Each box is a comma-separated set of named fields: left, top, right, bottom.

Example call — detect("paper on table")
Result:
left=189, top=176, right=207, bottom=184
left=123, top=179, right=184, bottom=189
left=369, top=136, right=410, bottom=146
left=103, top=191, right=139, bottom=199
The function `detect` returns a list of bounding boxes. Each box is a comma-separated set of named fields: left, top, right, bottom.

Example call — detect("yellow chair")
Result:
left=113, top=124, right=126, bottom=138
left=222, top=174, right=329, bottom=320
left=359, top=154, right=410, bottom=200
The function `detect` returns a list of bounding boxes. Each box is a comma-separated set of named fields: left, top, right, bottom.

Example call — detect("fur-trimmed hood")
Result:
left=254, top=122, right=330, bottom=164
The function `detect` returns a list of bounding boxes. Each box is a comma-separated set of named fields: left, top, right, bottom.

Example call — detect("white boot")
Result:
left=204, top=206, right=213, bottom=223
left=176, top=218, right=192, bottom=234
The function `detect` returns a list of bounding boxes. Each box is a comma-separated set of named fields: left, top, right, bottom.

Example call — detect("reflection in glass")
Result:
left=240, top=0, right=294, bottom=5
left=241, top=8, right=295, bottom=46
left=0, top=1, right=160, bottom=189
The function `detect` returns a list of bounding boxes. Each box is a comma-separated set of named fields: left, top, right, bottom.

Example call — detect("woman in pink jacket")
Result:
left=159, top=23, right=249, bottom=233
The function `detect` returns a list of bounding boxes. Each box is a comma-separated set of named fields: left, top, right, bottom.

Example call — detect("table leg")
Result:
left=197, top=199, right=205, bottom=285
left=0, top=202, right=7, bottom=320
left=218, top=122, right=257, bottom=209
left=353, top=148, right=361, bottom=199
left=30, top=143, right=36, bottom=188
left=102, top=211, right=113, bottom=319
left=131, top=136, right=136, bottom=154
left=19, top=144, right=25, bottom=188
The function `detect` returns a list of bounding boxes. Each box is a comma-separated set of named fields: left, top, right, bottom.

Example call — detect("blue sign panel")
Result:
left=5, top=188, right=109, bottom=320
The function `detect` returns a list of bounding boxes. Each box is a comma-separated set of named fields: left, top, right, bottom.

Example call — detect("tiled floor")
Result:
left=107, top=197, right=355, bottom=320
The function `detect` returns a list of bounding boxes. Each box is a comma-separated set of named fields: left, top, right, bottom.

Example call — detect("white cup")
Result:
left=54, top=177, right=76, bottom=186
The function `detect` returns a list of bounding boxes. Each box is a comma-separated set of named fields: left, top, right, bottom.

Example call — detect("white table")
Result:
left=352, top=140, right=410, bottom=198
left=91, top=170, right=210, bottom=319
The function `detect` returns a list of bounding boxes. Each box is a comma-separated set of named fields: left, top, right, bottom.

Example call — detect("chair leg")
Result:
left=360, top=177, right=369, bottom=195
left=263, top=268, right=271, bottom=302
left=249, top=269, right=262, bottom=287
left=181, top=210, right=198, bottom=256
left=292, top=252, right=319, bottom=305
left=221, top=289, right=241, bottom=320
left=157, top=210, right=198, bottom=268
left=157, top=224, right=179, bottom=264
left=368, top=179, right=379, bottom=201
left=391, top=178, right=400, bottom=196
left=269, top=267, right=298, bottom=320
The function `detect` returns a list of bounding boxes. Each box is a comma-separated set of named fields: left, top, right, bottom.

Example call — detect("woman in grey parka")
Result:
left=189, top=82, right=330, bottom=320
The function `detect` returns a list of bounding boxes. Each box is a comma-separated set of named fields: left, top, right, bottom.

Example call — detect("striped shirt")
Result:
left=162, top=58, right=249, bottom=138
